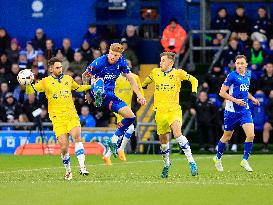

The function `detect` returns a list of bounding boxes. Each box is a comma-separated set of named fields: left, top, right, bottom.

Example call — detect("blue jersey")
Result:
left=223, top=70, right=251, bottom=113
left=86, top=55, right=130, bottom=93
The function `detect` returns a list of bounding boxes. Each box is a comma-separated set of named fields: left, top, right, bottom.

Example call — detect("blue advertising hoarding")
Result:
left=0, top=131, right=114, bottom=154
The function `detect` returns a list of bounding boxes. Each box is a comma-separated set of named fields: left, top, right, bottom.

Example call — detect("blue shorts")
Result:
left=224, top=110, right=253, bottom=131
left=89, top=90, right=127, bottom=113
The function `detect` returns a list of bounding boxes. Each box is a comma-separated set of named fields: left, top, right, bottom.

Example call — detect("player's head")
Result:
left=235, top=55, right=248, bottom=74
left=160, top=52, right=176, bottom=71
left=108, top=43, right=124, bottom=64
left=48, top=57, right=63, bottom=77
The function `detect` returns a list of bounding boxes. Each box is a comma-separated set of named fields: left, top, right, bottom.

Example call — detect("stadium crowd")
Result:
left=0, top=4, right=272, bottom=151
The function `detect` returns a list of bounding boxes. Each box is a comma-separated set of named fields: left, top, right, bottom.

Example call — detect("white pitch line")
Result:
left=0, top=155, right=237, bottom=174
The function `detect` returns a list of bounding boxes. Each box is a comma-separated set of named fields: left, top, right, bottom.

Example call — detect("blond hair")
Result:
left=160, top=51, right=176, bottom=62
left=110, top=43, right=124, bottom=53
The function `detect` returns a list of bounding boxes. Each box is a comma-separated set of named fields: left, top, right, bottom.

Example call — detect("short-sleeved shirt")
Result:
left=223, top=70, right=251, bottom=113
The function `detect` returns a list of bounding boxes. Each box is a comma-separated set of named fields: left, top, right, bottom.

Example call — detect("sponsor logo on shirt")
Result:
left=240, top=84, right=249, bottom=92
left=104, top=74, right=117, bottom=80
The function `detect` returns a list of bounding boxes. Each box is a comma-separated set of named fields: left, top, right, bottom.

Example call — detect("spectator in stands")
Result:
left=223, top=38, right=243, bottom=74
left=1, top=92, right=21, bottom=121
left=251, top=7, right=271, bottom=44
left=33, top=50, right=47, bottom=74
left=92, top=49, right=102, bottom=60
left=0, top=28, right=10, bottom=54
left=79, top=39, right=92, bottom=63
left=0, top=82, right=9, bottom=103
left=211, top=7, right=230, bottom=46
left=1, top=115, right=15, bottom=131
left=83, top=23, right=101, bottom=49
left=15, top=113, right=30, bottom=130
left=5, top=63, right=20, bottom=91
left=44, top=39, right=55, bottom=60
left=6, top=38, right=20, bottom=63
left=190, top=91, right=220, bottom=151
left=26, top=41, right=37, bottom=63
left=32, top=28, right=46, bottom=51
left=23, top=94, right=41, bottom=121
left=94, top=108, right=111, bottom=127
left=202, top=63, right=226, bottom=94
left=161, top=18, right=187, bottom=54
left=74, top=75, right=85, bottom=103
left=31, top=65, right=47, bottom=81
left=256, top=62, right=273, bottom=97
left=122, top=25, right=139, bottom=53
left=230, top=5, right=251, bottom=39
left=18, top=50, right=30, bottom=69
left=13, top=84, right=28, bottom=105
left=238, top=32, right=252, bottom=51
left=262, top=90, right=273, bottom=152
left=55, top=49, right=70, bottom=72
left=0, top=52, right=11, bottom=71
left=79, top=105, right=96, bottom=128
left=70, top=51, right=88, bottom=76
left=99, top=40, right=109, bottom=55
left=265, top=38, right=273, bottom=63
left=0, top=66, right=6, bottom=83
left=40, top=106, right=50, bottom=124
left=60, top=38, right=74, bottom=62
left=121, top=38, right=139, bottom=74
left=248, top=40, right=265, bottom=81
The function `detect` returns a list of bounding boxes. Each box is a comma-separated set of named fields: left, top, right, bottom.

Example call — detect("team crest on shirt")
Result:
left=65, top=81, right=68, bottom=85
left=53, top=94, right=58, bottom=99
left=169, top=74, right=174, bottom=79
left=88, top=65, right=94, bottom=71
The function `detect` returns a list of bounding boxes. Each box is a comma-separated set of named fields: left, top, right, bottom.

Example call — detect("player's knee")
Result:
left=246, top=135, right=255, bottom=141
left=126, top=117, right=136, bottom=125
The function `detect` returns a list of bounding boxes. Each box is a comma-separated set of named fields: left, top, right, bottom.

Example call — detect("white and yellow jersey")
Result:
left=26, top=74, right=91, bottom=119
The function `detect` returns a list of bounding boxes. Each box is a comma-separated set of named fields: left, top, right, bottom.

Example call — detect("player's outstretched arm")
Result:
left=248, top=92, right=260, bottom=106
left=72, top=78, right=91, bottom=92
left=125, top=72, right=146, bottom=105
left=142, top=76, right=153, bottom=89
left=25, top=77, right=45, bottom=94
left=180, top=70, right=198, bottom=93
left=219, top=84, right=246, bottom=106
left=82, top=70, right=92, bottom=104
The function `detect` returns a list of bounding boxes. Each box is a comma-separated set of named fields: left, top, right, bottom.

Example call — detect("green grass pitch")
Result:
left=0, top=154, right=272, bottom=205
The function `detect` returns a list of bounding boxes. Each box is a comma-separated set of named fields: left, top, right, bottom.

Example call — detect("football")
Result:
left=17, top=69, right=34, bottom=85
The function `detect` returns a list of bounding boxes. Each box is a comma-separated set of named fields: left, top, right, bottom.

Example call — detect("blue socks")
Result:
left=243, top=142, right=253, bottom=160
left=114, top=117, right=136, bottom=137
left=216, top=140, right=226, bottom=159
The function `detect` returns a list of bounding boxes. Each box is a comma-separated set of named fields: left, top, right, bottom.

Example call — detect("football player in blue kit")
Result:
left=213, top=55, right=260, bottom=172
left=82, top=43, right=146, bottom=157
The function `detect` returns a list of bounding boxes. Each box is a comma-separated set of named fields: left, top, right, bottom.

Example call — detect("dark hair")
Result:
left=169, top=17, right=178, bottom=24
left=236, top=4, right=245, bottom=9
left=235, top=55, right=247, bottom=61
left=48, top=57, right=61, bottom=67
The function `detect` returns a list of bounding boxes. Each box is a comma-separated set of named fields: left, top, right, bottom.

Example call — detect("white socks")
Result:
left=61, top=153, right=71, bottom=172
left=120, top=124, right=134, bottom=150
left=75, top=142, right=85, bottom=168
left=176, top=135, right=195, bottom=163
left=160, top=143, right=170, bottom=166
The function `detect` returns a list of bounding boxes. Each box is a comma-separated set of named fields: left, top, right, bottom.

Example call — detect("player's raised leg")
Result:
left=159, top=134, right=171, bottom=178
left=70, top=126, right=89, bottom=175
left=109, top=106, right=136, bottom=157
left=214, top=131, right=233, bottom=172
left=171, top=120, right=198, bottom=176
left=58, top=134, right=72, bottom=180
left=240, top=123, right=255, bottom=172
